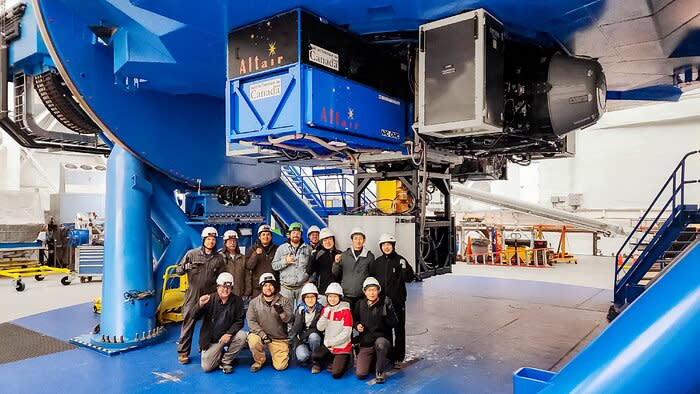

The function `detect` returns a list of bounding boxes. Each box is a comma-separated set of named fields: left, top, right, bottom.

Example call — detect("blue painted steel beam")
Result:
left=607, top=85, right=683, bottom=102
left=517, top=242, right=700, bottom=393
left=96, top=144, right=164, bottom=349
left=261, top=180, right=326, bottom=231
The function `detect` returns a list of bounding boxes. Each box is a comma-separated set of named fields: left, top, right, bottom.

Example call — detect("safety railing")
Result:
left=615, top=150, right=700, bottom=285
left=281, top=166, right=375, bottom=215
left=464, top=248, right=551, bottom=267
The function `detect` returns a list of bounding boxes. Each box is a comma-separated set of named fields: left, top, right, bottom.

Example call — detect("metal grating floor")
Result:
left=0, top=322, right=76, bottom=364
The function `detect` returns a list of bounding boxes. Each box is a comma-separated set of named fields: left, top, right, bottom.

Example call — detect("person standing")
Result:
left=307, top=225, right=322, bottom=253
left=175, top=227, right=225, bottom=365
left=370, top=233, right=415, bottom=366
left=271, top=222, right=311, bottom=302
left=246, top=224, right=279, bottom=299
left=246, top=273, right=294, bottom=372
left=305, top=228, right=341, bottom=305
left=332, top=227, right=374, bottom=309
left=312, top=282, right=352, bottom=378
left=220, top=230, right=249, bottom=299
left=290, top=283, right=323, bottom=367
left=353, top=277, right=398, bottom=384
left=195, top=272, right=247, bottom=374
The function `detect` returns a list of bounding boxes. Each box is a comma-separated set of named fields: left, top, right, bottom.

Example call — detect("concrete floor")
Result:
left=0, top=260, right=611, bottom=393
left=452, top=255, right=614, bottom=290
left=0, top=277, right=101, bottom=322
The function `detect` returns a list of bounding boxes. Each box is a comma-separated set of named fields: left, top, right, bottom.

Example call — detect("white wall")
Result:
left=455, top=92, right=700, bottom=256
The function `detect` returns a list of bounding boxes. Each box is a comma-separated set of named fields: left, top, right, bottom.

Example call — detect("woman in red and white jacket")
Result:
left=312, top=282, right=353, bottom=378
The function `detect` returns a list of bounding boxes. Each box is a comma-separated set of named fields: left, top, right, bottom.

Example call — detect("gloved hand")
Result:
left=400, top=259, right=407, bottom=269
left=262, top=336, right=272, bottom=344
left=273, top=303, right=284, bottom=314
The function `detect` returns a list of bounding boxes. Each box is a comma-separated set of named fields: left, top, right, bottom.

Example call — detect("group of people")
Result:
left=175, top=223, right=415, bottom=382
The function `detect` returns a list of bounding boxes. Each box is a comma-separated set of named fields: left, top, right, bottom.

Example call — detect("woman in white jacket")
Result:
left=312, top=282, right=353, bottom=377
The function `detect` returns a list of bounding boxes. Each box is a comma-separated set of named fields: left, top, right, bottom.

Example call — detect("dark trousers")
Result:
left=392, top=302, right=406, bottom=362
left=312, top=344, right=350, bottom=379
left=355, top=337, right=391, bottom=378
left=177, top=301, right=197, bottom=355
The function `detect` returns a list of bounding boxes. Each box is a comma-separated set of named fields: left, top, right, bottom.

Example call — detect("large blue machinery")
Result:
left=1, top=0, right=698, bottom=390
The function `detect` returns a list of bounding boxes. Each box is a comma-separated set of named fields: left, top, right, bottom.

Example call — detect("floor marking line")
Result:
left=547, top=321, right=601, bottom=371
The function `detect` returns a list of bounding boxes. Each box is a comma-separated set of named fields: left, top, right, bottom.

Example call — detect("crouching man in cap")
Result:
left=195, top=272, right=247, bottom=374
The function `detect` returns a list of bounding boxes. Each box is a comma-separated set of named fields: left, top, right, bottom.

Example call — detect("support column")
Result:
left=89, top=145, right=164, bottom=350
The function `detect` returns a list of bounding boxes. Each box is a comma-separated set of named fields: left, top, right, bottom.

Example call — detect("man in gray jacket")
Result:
left=271, top=222, right=311, bottom=303
left=332, top=227, right=374, bottom=310
left=247, top=273, right=294, bottom=372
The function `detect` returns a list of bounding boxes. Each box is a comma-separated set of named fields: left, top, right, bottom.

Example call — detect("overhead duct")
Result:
left=451, top=183, right=625, bottom=236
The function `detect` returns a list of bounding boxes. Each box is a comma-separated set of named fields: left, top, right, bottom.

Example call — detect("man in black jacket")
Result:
left=195, top=272, right=247, bottom=374
left=176, top=226, right=226, bottom=365
left=353, top=277, right=398, bottom=384
left=370, top=232, right=415, bottom=366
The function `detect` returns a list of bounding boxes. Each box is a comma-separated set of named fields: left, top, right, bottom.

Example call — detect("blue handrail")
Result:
left=615, top=150, right=699, bottom=284
left=280, top=166, right=373, bottom=216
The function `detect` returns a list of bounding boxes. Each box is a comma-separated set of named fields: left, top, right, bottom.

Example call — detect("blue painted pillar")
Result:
left=517, top=242, right=700, bottom=393
left=150, top=174, right=198, bottom=298
left=92, top=145, right=163, bottom=348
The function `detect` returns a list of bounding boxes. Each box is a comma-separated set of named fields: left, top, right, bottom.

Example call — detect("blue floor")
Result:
left=0, top=275, right=610, bottom=393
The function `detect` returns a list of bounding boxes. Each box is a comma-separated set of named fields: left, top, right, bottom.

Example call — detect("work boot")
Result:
left=250, top=363, right=262, bottom=373
left=311, top=364, right=321, bottom=374
left=393, top=360, right=404, bottom=369
left=375, top=372, right=386, bottom=384
left=221, top=364, right=233, bottom=374
left=178, top=353, right=190, bottom=364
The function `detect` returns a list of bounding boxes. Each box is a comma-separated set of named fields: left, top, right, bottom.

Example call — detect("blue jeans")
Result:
left=295, top=332, right=322, bottom=362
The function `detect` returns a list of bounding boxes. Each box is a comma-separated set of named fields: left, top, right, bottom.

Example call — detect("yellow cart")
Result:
left=0, top=265, right=76, bottom=292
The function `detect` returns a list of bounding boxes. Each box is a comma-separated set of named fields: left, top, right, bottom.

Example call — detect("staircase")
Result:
left=280, top=166, right=376, bottom=219
left=610, top=150, right=700, bottom=320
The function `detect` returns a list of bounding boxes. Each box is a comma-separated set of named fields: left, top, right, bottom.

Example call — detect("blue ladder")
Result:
left=611, top=150, right=700, bottom=318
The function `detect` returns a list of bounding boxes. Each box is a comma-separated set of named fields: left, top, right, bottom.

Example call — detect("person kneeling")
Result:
left=246, top=273, right=293, bottom=372
left=290, top=283, right=323, bottom=366
left=312, top=282, right=352, bottom=378
left=195, top=272, right=247, bottom=374
left=353, top=277, right=398, bottom=383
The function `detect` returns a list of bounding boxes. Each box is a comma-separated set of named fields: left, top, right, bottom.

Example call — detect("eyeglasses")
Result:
left=219, top=284, right=233, bottom=289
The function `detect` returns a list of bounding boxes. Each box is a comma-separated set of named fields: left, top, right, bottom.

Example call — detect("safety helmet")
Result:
left=319, top=228, right=334, bottom=240
left=288, top=222, right=303, bottom=233
left=257, top=224, right=272, bottom=235
left=216, top=272, right=234, bottom=287
left=362, top=277, right=381, bottom=292
left=258, top=272, right=277, bottom=286
left=300, top=283, right=319, bottom=297
left=201, top=227, right=218, bottom=239
left=350, top=227, right=366, bottom=239
left=307, top=225, right=321, bottom=236
left=324, top=282, right=344, bottom=297
left=223, top=230, right=239, bottom=241
left=378, top=233, right=396, bottom=246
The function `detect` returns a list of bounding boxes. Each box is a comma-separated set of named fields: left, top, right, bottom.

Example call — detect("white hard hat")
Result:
left=378, top=233, right=396, bottom=246
left=301, top=282, right=319, bottom=297
left=201, top=226, right=218, bottom=239
left=307, top=225, right=321, bottom=236
left=362, top=277, right=381, bottom=292
left=223, top=230, right=238, bottom=241
left=324, top=282, right=344, bottom=297
left=319, top=228, right=334, bottom=240
left=258, top=272, right=276, bottom=286
left=217, top=272, right=234, bottom=286
left=257, top=224, right=272, bottom=235
left=350, top=227, right=366, bottom=239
